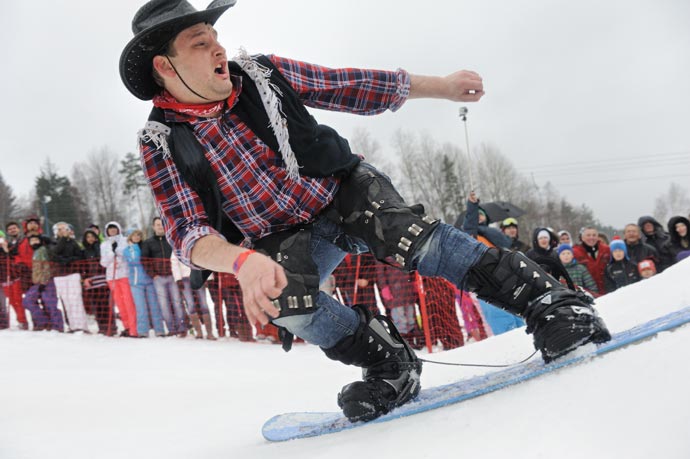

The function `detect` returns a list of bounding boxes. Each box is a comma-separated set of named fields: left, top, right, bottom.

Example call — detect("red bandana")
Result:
left=152, top=90, right=238, bottom=118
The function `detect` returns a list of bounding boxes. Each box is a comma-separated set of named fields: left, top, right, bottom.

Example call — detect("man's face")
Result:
left=26, top=220, right=39, bottom=232
left=624, top=225, right=640, bottom=244
left=503, top=226, right=518, bottom=238
left=582, top=229, right=599, bottom=247
left=153, top=219, right=165, bottom=237
left=157, top=23, right=232, bottom=103
left=6, top=225, right=19, bottom=237
left=676, top=222, right=688, bottom=238
left=642, top=222, right=654, bottom=235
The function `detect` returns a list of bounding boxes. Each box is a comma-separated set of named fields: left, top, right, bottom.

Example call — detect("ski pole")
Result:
left=459, top=106, right=475, bottom=192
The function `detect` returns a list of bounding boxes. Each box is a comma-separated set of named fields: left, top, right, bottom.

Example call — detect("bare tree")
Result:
left=475, top=143, right=529, bottom=202
left=71, top=146, right=126, bottom=226
left=119, top=151, right=157, bottom=232
left=654, top=182, right=690, bottom=225
left=392, top=130, right=470, bottom=223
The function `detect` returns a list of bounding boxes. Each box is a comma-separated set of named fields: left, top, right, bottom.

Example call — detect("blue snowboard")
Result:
left=263, top=306, right=690, bottom=441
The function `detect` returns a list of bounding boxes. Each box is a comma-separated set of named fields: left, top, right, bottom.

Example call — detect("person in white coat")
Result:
left=100, top=222, right=137, bottom=337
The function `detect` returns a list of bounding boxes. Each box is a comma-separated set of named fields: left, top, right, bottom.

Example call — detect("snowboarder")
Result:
left=120, top=0, right=610, bottom=422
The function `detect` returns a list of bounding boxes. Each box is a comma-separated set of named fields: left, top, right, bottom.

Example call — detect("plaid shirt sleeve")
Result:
left=268, top=55, right=410, bottom=115
left=139, top=141, right=225, bottom=269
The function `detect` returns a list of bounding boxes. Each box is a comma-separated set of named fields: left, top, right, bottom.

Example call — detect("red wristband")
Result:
left=232, top=250, right=256, bottom=275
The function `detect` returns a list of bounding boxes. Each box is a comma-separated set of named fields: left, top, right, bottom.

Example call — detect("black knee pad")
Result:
left=253, top=227, right=321, bottom=319
left=329, top=163, right=440, bottom=271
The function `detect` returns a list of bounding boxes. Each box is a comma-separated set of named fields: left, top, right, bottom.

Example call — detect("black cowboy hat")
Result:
left=119, top=0, right=236, bottom=101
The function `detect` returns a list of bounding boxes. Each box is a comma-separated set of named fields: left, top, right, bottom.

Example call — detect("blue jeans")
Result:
left=179, top=278, right=210, bottom=315
left=273, top=217, right=487, bottom=349
left=131, top=282, right=166, bottom=336
left=153, top=275, right=185, bottom=334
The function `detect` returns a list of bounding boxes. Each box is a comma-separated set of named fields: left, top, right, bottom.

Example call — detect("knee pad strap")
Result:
left=330, top=163, right=440, bottom=271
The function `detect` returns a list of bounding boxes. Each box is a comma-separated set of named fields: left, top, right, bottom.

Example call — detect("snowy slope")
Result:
left=1, top=259, right=689, bottom=459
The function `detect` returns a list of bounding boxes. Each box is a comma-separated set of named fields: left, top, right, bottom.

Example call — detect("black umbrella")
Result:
left=482, top=201, right=526, bottom=222
left=453, top=201, right=527, bottom=228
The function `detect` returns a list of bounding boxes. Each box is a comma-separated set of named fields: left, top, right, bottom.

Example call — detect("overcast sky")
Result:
left=1, top=0, right=689, bottom=229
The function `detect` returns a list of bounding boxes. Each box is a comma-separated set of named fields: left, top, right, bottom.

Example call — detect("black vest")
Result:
left=145, top=55, right=360, bottom=286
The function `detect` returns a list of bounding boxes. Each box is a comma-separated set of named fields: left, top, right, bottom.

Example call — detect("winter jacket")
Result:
left=99, top=221, right=129, bottom=281
left=31, top=246, right=51, bottom=285
left=667, top=216, right=690, bottom=263
left=604, top=259, right=640, bottom=293
left=525, top=228, right=560, bottom=273
left=625, top=240, right=659, bottom=266
left=140, top=235, right=174, bottom=278
left=637, top=216, right=674, bottom=271
left=573, top=241, right=611, bottom=295
left=563, top=260, right=599, bottom=295
left=509, top=238, right=530, bottom=253
left=51, top=236, right=84, bottom=276
left=80, top=230, right=106, bottom=282
left=124, top=243, right=153, bottom=286
left=458, top=200, right=511, bottom=249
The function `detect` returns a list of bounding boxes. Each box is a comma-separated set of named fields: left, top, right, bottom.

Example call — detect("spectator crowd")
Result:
left=1, top=207, right=689, bottom=352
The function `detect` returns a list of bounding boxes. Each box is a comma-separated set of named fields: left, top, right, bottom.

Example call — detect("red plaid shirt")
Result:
left=140, top=55, right=410, bottom=267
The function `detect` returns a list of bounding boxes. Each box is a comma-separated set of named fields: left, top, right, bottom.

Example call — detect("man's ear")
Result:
left=153, top=55, right=176, bottom=78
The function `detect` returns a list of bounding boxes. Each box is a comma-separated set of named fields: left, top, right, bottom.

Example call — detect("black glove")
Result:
left=38, top=284, right=46, bottom=293
left=111, top=241, right=118, bottom=251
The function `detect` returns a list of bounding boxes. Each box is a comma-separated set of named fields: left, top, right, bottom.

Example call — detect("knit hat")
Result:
left=557, top=243, right=573, bottom=256
left=638, top=259, right=656, bottom=274
left=609, top=239, right=628, bottom=259
left=537, top=229, right=550, bottom=240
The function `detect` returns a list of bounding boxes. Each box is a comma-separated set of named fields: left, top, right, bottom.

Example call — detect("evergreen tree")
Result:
left=439, top=154, right=465, bottom=224
left=0, top=172, right=18, bottom=225
left=34, top=159, right=88, bottom=235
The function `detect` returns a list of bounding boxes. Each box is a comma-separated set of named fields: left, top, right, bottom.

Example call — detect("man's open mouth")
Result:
left=214, top=62, right=228, bottom=75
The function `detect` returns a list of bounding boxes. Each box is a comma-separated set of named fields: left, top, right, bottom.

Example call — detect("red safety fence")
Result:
left=0, top=254, right=491, bottom=352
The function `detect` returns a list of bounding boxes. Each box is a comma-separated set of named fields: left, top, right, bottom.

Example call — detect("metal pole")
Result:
left=42, top=200, right=50, bottom=236
left=459, top=107, right=474, bottom=192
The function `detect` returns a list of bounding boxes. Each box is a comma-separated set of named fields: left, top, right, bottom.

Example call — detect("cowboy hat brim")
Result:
left=119, top=0, right=236, bottom=101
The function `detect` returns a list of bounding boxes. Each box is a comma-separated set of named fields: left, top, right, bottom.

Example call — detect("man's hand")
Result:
left=443, top=70, right=485, bottom=102
left=235, top=252, right=288, bottom=326
left=409, top=71, right=484, bottom=102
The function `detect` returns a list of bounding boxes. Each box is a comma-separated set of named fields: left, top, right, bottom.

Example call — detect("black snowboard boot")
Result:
left=466, top=248, right=611, bottom=362
left=323, top=305, right=422, bottom=422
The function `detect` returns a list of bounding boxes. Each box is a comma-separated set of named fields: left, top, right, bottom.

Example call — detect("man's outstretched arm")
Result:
left=409, top=70, right=485, bottom=102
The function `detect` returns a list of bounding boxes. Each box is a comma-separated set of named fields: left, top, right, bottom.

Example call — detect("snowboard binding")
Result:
left=467, top=247, right=611, bottom=362
left=323, top=305, right=422, bottom=422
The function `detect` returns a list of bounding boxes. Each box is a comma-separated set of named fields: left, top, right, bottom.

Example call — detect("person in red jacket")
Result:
left=573, top=226, right=611, bottom=295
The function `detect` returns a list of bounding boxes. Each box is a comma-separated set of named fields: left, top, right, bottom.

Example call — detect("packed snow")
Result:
left=2, top=259, right=689, bottom=459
